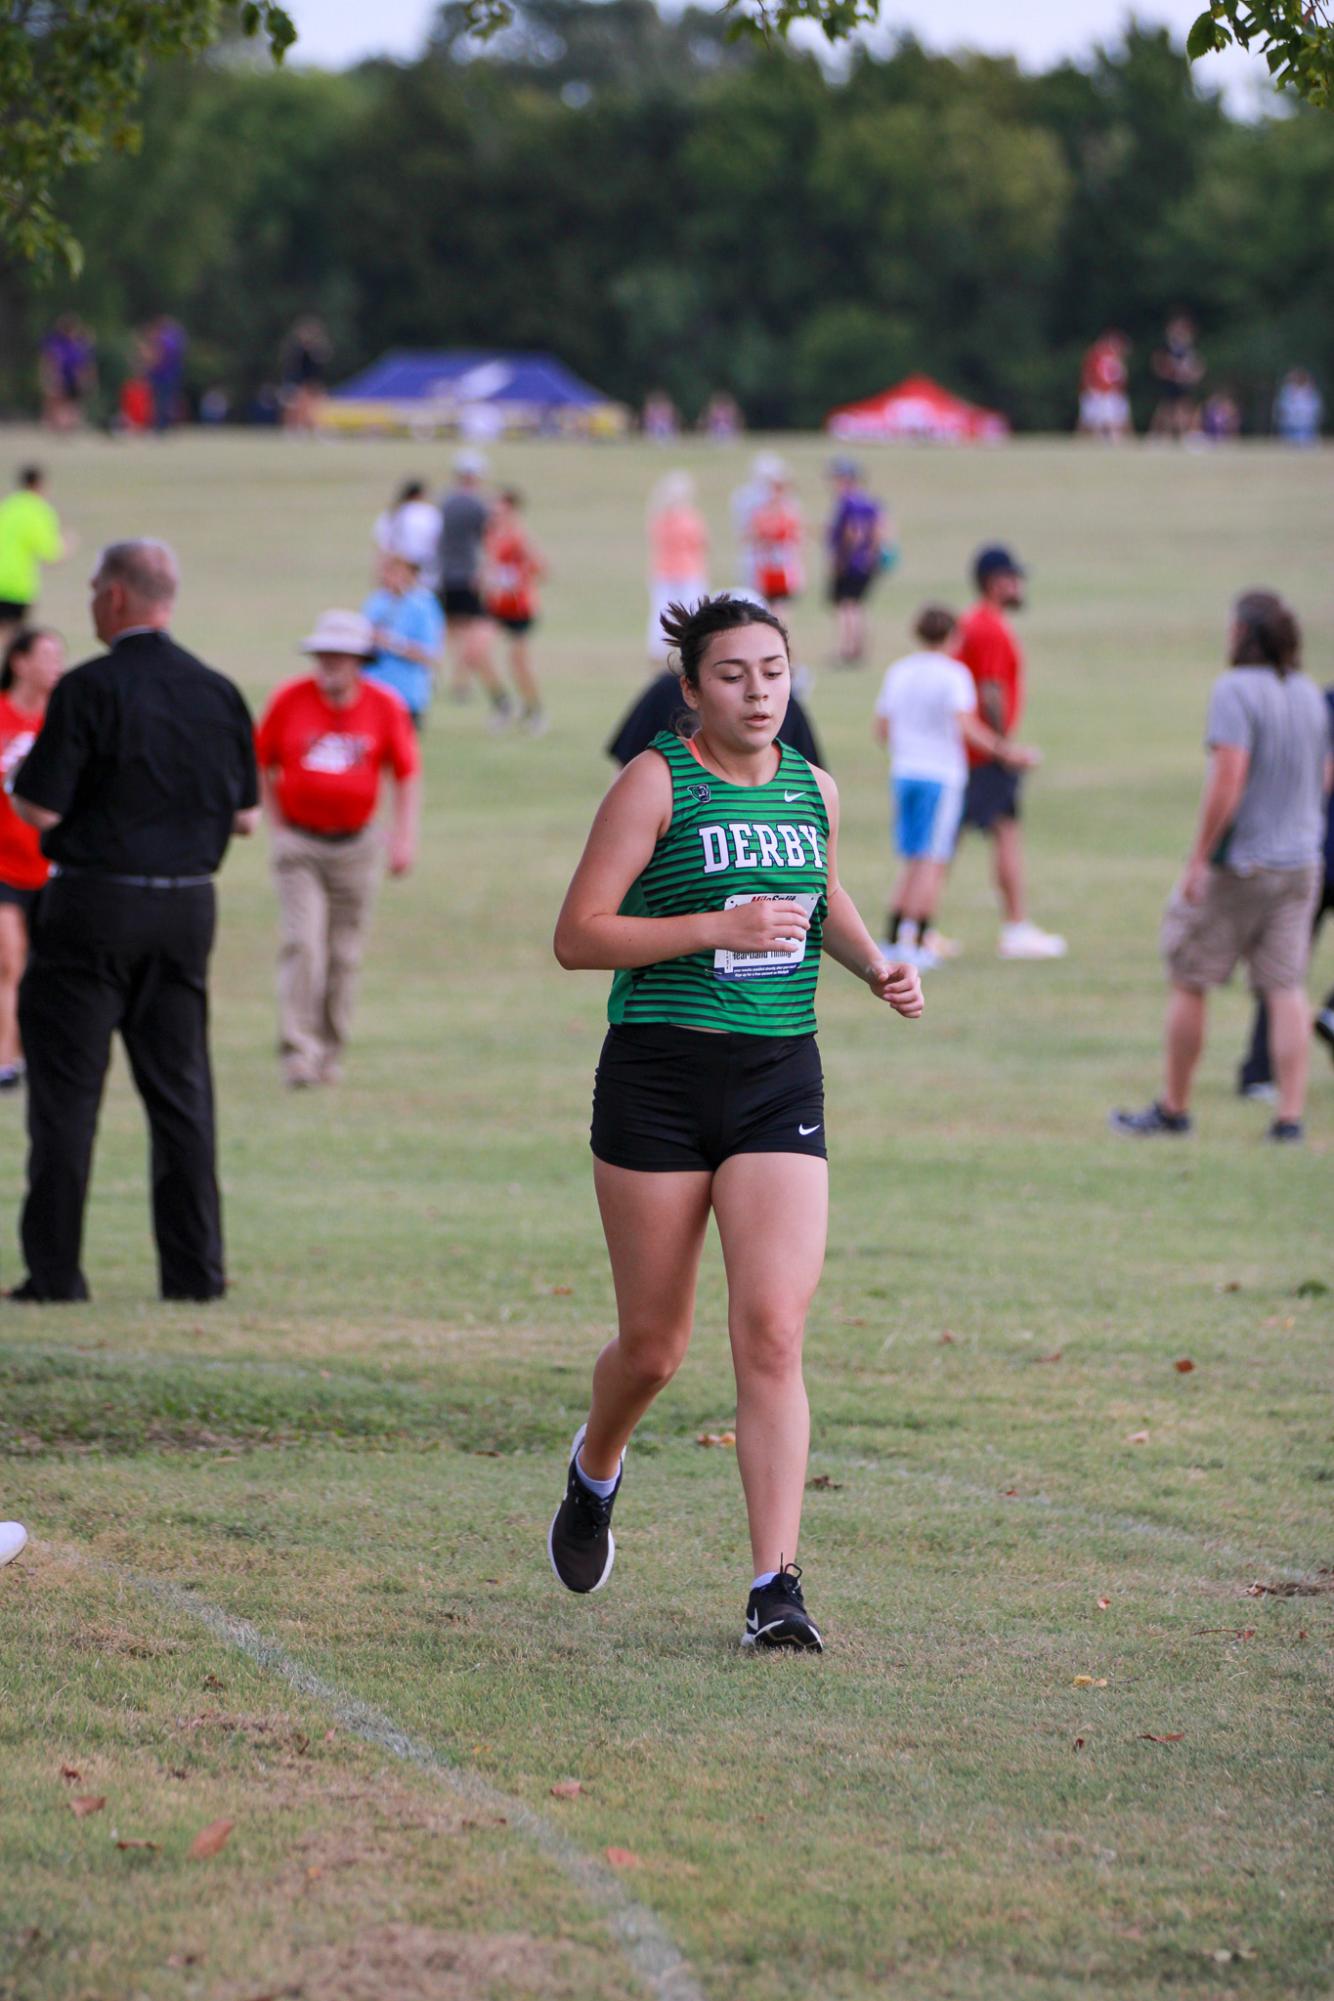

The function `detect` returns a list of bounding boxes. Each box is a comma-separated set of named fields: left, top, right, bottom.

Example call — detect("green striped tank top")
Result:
left=608, top=731, right=829, bottom=1036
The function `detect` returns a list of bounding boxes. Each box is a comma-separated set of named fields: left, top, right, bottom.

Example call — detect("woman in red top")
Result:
left=484, top=489, right=548, bottom=735
left=0, top=626, right=65, bottom=1087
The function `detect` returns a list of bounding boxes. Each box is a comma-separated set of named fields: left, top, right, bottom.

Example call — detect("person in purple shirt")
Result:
left=826, top=458, right=892, bottom=667
left=146, top=316, right=188, bottom=433
left=39, top=317, right=97, bottom=432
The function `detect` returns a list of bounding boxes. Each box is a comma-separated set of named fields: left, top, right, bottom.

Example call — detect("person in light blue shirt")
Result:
left=361, top=553, right=445, bottom=727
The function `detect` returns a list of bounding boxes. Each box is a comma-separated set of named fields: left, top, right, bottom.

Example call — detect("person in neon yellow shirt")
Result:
left=0, top=467, right=69, bottom=645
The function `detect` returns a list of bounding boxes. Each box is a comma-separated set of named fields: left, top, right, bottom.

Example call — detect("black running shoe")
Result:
left=1108, top=1101, right=1191, bottom=1138
left=742, top=1563, right=824, bottom=1652
left=548, top=1424, right=621, bottom=1593
left=1265, top=1119, right=1304, bottom=1145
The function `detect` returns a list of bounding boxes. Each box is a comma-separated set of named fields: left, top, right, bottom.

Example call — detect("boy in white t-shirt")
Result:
left=874, top=605, right=1037, bottom=966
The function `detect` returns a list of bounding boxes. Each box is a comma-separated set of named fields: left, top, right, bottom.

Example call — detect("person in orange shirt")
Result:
left=0, top=626, right=65, bottom=1088
left=484, top=489, right=548, bottom=736
left=646, top=471, right=708, bottom=663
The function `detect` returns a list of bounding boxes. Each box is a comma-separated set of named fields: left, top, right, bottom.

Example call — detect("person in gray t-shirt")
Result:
left=1111, top=591, right=1333, bottom=1144
left=435, top=450, right=511, bottom=722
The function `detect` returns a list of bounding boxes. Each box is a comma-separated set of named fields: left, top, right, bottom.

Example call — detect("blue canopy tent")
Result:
left=319, top=348, right=628, bottom=438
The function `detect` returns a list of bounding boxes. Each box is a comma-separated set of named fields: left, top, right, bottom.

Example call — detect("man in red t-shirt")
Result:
left=954, top=546, right=1066, bottom=960
left=255, top=608, right=421, bottom=1086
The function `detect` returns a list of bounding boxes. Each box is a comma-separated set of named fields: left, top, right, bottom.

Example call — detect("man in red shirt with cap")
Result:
left=954, top=546, right=1066, bottom=961
left=255, top=608, right=421, bottom=1087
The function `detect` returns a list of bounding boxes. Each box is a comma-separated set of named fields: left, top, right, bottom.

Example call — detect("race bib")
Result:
left=714, top=892, right=818, bottom=981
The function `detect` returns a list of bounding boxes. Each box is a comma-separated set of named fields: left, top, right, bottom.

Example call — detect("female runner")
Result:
left=550, top=595, right=923, bottom=1649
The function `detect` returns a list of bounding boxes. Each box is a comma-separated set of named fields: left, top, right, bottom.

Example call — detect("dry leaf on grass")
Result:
left=1174, top=1358, right=1196, bottom=1373
left=188, top=1818, right=234, bottom=1859
left=70, top=1796, right=106, bottom=1817
left=116, top=1839, right=159, bottom=1852
left=166, top=1952, right=203, bottom=1969
left=605, top=1847, right=641, bottom=1869
left=1216, top=1280, right=1242, bottom=1293
left=59, top=1765, right=81, bottom=1782
left=202, top=1672, right=225, bottom=1691
left=806, top=1474, right=842, bottom=1490
left=549, top=1285, right=573, bottom=1296
left=549, top=1780, right=585, bottom=1800
left=1073, top=1736, right=1086, bottom=1751
left=696, top=1432, right=735, bottom=1448
left=1139, top=1733, right=1185, bottom=1744
left=1096, top=1597, right=1112, bottom=1610
left=1034, top=1350, right=1063, bottom=1365
left=1126, top=1430, right=1150, bottom=1444
left=1071, top=1676, right=1108, bottom=1688
left=939, top=1329, right=957, bottom=1344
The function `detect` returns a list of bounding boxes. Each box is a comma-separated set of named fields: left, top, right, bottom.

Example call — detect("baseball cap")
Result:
left=300, top=608, right=376, bottom=658
left=973, top=544, right=1026, bottom=585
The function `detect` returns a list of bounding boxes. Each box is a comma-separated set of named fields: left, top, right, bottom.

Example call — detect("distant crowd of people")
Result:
left=0, top=422, right=1328, bottom=1331
left=1078, top=318, right=1324, bottom=445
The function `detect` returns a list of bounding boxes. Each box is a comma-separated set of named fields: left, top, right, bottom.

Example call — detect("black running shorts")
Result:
left=0, top=880, right=39, bottom=917
left=962, top=761, right=1022, bottom=830
left=591, top=1023, right=826, bottom=1172
left=441, top=586, right=485, bottom=619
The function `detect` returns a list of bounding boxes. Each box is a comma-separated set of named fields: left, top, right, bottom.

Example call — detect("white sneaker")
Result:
left=922, top=928, right=963, bottom=960
left=0, top=1522, right=28, bottom=1567
left=880, top=941, right=939, bottom=972
left=998, top=921, right=1067, bottom=961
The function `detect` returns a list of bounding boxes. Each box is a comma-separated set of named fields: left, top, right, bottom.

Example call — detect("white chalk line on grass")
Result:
left=824, top=1454, right=1290, bottom=1575
left=65, top=1553, right=705, bottom=2001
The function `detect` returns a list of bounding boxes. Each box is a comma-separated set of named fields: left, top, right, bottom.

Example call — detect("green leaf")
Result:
left=1186, top=10, right=1227, bottom=56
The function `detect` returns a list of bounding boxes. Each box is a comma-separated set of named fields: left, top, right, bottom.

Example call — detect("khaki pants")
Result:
left=271, top=823, right=382, bottom=1076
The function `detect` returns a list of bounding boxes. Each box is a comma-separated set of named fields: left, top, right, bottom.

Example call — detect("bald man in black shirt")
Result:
left=9, top=538, right=258, bottom=1302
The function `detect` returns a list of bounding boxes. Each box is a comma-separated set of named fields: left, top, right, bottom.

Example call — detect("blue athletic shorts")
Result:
left=892, top=776, right=964, bottom=863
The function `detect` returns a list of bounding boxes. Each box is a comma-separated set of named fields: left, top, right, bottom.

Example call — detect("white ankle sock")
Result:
left=574, top=1451, right=619, bottom=1500
left=751, top=1570, right=778, bottom=1592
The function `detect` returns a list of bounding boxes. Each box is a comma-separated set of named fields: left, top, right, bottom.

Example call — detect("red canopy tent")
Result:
left=827, top=374, right=1009, bottom=443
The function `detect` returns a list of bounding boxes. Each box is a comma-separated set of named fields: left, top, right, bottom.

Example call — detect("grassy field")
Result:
left=0, top=431, right=1331, bottom=2001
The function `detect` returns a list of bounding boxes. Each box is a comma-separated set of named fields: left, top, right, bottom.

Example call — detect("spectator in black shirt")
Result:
left=8, top=539, right=258, bottom=1302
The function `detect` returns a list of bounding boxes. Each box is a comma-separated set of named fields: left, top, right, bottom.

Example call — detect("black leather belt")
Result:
left=49, top=865, right=214, bottom=889
left=285, top=824, right=365, bottom=843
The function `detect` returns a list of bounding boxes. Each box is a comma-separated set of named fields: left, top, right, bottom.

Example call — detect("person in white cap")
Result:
left=0, top=1522, right=27, bottom=1566
left=436, top=450, right=510, bottom=723
left=254, top=610, right=421, bottom=1087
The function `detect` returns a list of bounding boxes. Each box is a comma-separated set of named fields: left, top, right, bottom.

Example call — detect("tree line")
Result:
left=3, top=2, right=1332, bottom=433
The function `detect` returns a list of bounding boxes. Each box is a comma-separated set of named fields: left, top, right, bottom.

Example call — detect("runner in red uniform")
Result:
left=1078, top=332, right=1132, bottom=441
left=484, top=489, right=548, bottom=735
left=748, top=476, right=805, bottom=608
left=0, top=626, right=65, bottom=1088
